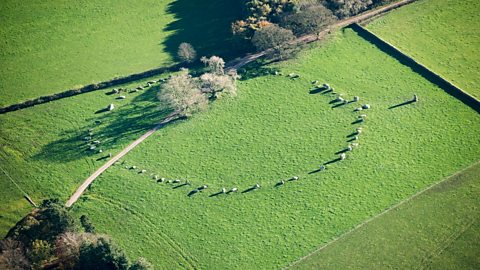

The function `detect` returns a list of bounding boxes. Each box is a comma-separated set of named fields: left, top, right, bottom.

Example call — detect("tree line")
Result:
left=231, top=0, right=393, bottom=60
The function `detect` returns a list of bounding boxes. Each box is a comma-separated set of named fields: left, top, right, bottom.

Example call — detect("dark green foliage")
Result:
left=129, top=257, right=154, bottom=270
left=28, top=239, right=54, bottom=268
left=80, top=215, right=96, bottom=233
left=2, top=199, right=152, bottom=269
left=78, top=237, right=130, bottom=270
left=280, top=2, right=336, bottom=36
left=6, top=199, right=75, bottom=246
left=325, top=0, right=373, bottom=18
left=251, top=24, right=300, bottom=60
left=232, top=0, right=295, bottom=39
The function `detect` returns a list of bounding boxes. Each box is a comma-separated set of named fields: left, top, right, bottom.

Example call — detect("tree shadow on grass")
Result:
left=162, top=0, right=249, bottom=62
left=32, top=86, right=174, bottom=163
left=238, top=60, right=281, bottom=81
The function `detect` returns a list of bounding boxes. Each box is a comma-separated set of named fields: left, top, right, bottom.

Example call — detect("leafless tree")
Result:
left=177, top=42, right=197, bottom=63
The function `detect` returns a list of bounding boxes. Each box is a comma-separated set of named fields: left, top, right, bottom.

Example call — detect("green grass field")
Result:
left=0, top=77, right=171, bottom=235
left=0, top=0, right=243, bottom=106
left=289, top=161, right=480, bottom=270
left=66, top=29, right=480, bottom=269
left=367, top=0, right=480, bottom=99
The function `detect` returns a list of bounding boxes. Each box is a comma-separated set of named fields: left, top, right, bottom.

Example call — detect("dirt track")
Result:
left=65, top=112, right=180, bottom=207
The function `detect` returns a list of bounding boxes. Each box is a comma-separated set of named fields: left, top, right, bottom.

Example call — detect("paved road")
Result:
left=65, top=0, right=417, bottom=207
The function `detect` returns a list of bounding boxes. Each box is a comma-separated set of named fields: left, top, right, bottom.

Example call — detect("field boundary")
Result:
left=285, top=160, right=480, bottom=269
left=0, top=0, right=417, bottom=115
left=350, top=23, right=480, bottom=113
left=0, top=63, right=181, bottom=115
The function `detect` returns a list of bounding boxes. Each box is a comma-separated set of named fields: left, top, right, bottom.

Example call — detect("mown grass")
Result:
left=367, top=0, right=480, bottom=99
left=290, top=161, right=480, bottom=270
left=0, top=0, right=243, bottom=106
left=0, top=76, right=171, bottom=235
left=70, top=29, right=480, bottom=269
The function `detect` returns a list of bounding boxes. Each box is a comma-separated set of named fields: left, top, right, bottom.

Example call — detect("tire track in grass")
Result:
left=417, top=218, right=477, bottom=270
left=285, top=160, right=480, bottom=269
left=87, top=195, right=198, bottom=269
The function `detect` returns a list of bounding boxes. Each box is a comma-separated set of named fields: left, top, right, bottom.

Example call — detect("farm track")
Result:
left=89, top=195, right=199, bottom=269
left=65, top=112, right=182, bottom=207
left=0, top=0, right=417, bottom=114
left=284, top=161, right=480, bottom=269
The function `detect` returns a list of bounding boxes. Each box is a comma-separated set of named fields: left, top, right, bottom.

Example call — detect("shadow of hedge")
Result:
left=32, top=86, right=172, bottom=163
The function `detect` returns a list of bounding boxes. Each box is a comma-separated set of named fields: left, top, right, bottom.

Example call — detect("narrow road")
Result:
left=65, top=112, right=180, bottom=207
left=65, top=0, right=417, bottom=207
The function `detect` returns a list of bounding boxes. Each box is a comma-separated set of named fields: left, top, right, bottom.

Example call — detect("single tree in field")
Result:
left=177, top=42, right=197, bottom=63
left=280, top=2, right=336, bottom=37
left=157, top=69, right=208, bottom=117
left=201, top=56, right=225, bottom=75
left=251, top=24, right=299, bottom=60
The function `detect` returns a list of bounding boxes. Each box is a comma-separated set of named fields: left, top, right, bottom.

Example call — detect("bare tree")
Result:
left=201, top=56, right=225, bottom=75
left=177, top=42, right=197, bottom=63
left=0, top=239, right=29, bottom=270
left=199, top=73, right=237, bottom=99
left=158, top=69, right=208, bottom=116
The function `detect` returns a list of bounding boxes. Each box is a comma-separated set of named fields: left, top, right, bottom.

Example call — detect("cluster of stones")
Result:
left=101, top=77, right=169, bottom=112
left=83, top=127, right=111, bottom=155
left=109, top=75, right=371, bottom=199
left=316, top=81, right=369, bottom=165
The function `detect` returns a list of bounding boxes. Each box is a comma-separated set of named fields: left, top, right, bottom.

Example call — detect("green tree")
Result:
left=280, top=2, right=336, bottom=36
left=80, top=215, right=96, bottom=233
left=251, top=24, right=299, bottom=60
left=129, top=257, right=154, bottom=270
left=28, top=239, right=53, bottom=268
left=325, top=0, right=373, bottom=18
left=78, top=236, right=129, bottom=270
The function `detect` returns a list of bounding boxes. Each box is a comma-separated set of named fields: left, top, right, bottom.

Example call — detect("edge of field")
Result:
left=286, top=160, right=480, bottom=269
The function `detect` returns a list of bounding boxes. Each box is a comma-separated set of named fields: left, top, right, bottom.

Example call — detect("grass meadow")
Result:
left=68, top=29, right=480, bottom=269
left=0, top=76, right=172, bottom=235
left=290, top=161, right=480, bottom=269
left=0, top=0, right=243, bottom=106
left=367, top=0, right=480, bottom=99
